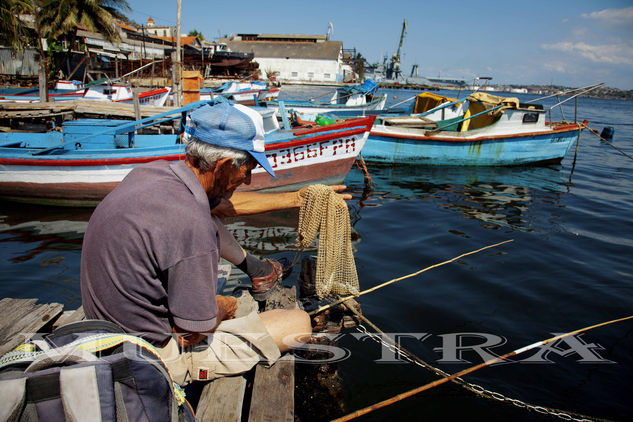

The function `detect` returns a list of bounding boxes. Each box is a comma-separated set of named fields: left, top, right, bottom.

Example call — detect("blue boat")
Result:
left=0, top=100, right=375, bottom=206
left=360, top=92, right=586, bottom=166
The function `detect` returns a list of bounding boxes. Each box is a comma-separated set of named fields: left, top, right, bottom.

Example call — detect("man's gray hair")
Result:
left=184, top=137, right=251, bottom=173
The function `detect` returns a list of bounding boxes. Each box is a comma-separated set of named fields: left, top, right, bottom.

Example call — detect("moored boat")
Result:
left=0, top=83, right=171, bottom=106
left=200, top=81, right=280, bottom=106
left=361, top=92, right=586, bottom=166
left=0, top=100, right=374, bottom=206
left=264, top=78, right=387, bottom=116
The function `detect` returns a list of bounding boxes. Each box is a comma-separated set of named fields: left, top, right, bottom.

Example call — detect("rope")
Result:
left=581, top=123, right=633, bottom=161
left=296, top=184, right=359, bottom=299
left=333, top=315, right=633, bottom=421
left=354, top=155, right=375, bottom=188
left=309, top=239, right=513, bottom=316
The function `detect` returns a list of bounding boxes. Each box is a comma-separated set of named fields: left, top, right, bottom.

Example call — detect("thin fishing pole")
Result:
left=581, top=123, right=633, bottom=161
left=309, top=239, right=514, bottom=316
left=332, top=315, right=633, bottom=422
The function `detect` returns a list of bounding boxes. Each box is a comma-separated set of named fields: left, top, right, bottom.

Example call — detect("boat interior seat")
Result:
left=383, top=116, right=438, bottom=129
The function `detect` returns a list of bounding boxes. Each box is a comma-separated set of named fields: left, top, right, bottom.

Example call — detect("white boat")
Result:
left=264, top=79, right=387, bottom=116
left=200, top=81, right=280, bottom=106
left=0, top=101, right=375, bottom=205
left=0, top=82, right=171, bottom=107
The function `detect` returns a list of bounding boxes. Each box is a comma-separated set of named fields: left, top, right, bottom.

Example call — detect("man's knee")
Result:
left=260, top=309, right=312, bottom=352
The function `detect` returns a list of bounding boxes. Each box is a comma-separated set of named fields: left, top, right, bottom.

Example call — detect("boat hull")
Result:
left=0, top=116, right=373, bottom=205
left=364, top=123, right=582, bottom=166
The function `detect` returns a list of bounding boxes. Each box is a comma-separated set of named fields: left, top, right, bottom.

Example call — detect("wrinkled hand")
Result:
left=173, top=326, right=206, bottom=348
left=297, top=184, right=352, bottom=204
left=216, top=295, right=238, bottom=322
left=172, top=295, right=238, bottom=347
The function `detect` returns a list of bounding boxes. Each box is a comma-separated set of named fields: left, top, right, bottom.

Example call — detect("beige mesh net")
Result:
left=296, top=184, right=359, bottom=299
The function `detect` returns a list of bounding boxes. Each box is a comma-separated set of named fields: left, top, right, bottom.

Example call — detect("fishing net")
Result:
left=296, top=184, right=359, bottom=299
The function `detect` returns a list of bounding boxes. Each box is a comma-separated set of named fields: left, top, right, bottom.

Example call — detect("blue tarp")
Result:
left=339, top=78, right=379, bottom=96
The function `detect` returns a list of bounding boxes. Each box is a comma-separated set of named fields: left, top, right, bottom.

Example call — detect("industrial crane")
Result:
left=386, top=19, right=407, bottom=80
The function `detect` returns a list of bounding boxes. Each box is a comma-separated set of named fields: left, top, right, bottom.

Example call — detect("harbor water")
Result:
left=1, top=87, right=632, bottom=421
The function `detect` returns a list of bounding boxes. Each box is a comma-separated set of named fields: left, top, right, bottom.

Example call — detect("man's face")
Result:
left=211, top=157, right=257, bottom=200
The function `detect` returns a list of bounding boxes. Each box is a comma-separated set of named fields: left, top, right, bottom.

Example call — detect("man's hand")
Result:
left=172, top=295, right=237, bottom=347
left=216, top=295, right=237, bottom=322
left=173, top=326, right=206, bottom=348
left=297, top=184, right=352, bottom=203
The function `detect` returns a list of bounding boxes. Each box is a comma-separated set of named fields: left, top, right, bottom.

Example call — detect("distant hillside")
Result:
left=492, top=85, right=633, bottom=100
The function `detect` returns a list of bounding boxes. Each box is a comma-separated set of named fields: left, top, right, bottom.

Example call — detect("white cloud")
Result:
left=541, top=42, right=633, bottom=65
left=543, top=61, right=568, bottom=73
left=581, top=6, right=633, bottom=26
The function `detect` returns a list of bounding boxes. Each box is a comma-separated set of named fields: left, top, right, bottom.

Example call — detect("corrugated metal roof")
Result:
left=221, top=40, right=342, bottom=60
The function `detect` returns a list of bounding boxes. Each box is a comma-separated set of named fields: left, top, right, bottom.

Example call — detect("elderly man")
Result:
left=80, top=102, right=321, bottom=384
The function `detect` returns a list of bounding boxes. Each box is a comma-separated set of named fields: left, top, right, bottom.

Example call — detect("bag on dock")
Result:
left=0, top=320, right=195, bottom=422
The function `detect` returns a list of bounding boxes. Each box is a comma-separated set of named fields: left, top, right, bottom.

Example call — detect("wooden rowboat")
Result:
left=0, top=101, right=374, bottom=206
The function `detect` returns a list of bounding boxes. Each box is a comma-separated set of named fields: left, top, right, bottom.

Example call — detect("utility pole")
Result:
left=175, top=0, right=182, bottom=107
left=32, top=0, right=49, bottom=103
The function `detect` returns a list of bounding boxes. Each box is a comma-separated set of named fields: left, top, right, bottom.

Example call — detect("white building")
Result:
left=220, top=34, right=350, bottom=83
left=143, top=17, right=174, bottom=38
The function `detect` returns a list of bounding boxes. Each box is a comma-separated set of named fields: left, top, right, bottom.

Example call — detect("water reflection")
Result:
left=346, top=164, right=570, bottom=232
left=0, top=203, right=90, bottom=262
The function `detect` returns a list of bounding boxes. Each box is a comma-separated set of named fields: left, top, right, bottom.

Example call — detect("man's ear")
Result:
left=214, top=157, right=235, bottom=177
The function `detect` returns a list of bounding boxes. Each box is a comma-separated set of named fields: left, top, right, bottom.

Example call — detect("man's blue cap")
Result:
left=184, top=102, right=276, bottom=177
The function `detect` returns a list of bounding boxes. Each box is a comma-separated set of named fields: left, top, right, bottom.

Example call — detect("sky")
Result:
left=125, top=0, right=633, bottom=90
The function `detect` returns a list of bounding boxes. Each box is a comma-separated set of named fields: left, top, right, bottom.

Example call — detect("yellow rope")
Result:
left=297, top=184, right=359, bottom=299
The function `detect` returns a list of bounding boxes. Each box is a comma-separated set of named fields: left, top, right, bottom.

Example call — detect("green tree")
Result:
left=37, top=0, right=130, bottom=101
left=0, top=0, right=34, bottom=51
left=39, top=0, right=130, bottom=48
left=353, top=52, right=366, bottom=80
left=188, top=29, right=205, bottom=41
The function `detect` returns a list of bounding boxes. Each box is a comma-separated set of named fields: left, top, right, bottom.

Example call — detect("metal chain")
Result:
left=355, top=324, right=606, bottom=422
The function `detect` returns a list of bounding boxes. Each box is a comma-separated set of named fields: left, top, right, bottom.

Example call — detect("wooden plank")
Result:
left=196, top=375, right=247, bottom=422
left=0, top=298, right=63, bottom=356
left=247, top=354, right=294, bottom=422
left=0, top=100, right=177, bottom=120
left=194, top=286, right=252, bottom=421
left=247, top=286, right=297, bottom=422
left=52, top=306, right=85, bottom=330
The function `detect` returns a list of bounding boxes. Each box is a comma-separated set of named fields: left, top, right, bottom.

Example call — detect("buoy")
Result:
left=600, top=126, right=615, bottom=141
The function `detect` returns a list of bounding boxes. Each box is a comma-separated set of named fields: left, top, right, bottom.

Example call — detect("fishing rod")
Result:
left=548, top=83, right=605, bottom=110
left=333, top=314, right=633, bottom=422
left=526, top=82, right=604, bottom=104
left=385, top=95, right=417, bottom=110
left=581, top=123, right=633, bottom=161
left=309, top=239, right=513, bottom=316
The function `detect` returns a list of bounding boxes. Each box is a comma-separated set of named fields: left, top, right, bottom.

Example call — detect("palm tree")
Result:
left=37, top=0, right=130, bottom=101
left=0, top=0, right=33, bottom=51
left=39, top=0, right=130, bottom=44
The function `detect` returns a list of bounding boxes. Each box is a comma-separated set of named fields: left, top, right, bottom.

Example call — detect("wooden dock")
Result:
left=0, top=100, right=178, bottom=124
left=0, top=288, right=298, bottom=422
left=0, top=257, right=361, bottom=421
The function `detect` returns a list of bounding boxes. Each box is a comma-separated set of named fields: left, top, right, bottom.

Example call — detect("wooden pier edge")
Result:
left=0, top=287, right=299, bottom=422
